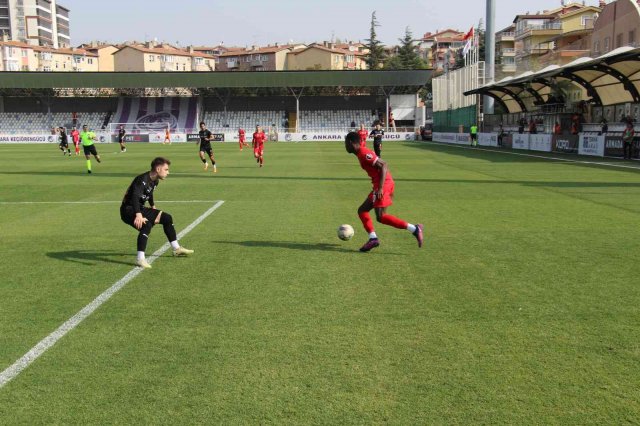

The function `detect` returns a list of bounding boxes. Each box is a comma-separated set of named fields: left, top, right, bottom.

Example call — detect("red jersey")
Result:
left=71, top=130, right=80, bottom=143
left=252, top=131, right=266, bottom=148
left=356, top=147, right=393, bottom=189
left=239, top=129, right=245, bottom=137
left=357, top=129, right=368, bottom=146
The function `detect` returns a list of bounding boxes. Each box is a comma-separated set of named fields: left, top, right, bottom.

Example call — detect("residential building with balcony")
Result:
left=424, top=29, right=465, bottom=71
left=217, top=43, right=306, bottom=71
left=538, top=4, right=601, bottom=68
left=78, top=42, right=119, bottom=72
left=0, top=39, right=36, bottom=70
left=496, top=24, right=516, bottom=77
left=112, top=42, right=215, bottom=72
left=419, top=29, right=465, bottom=70
left=1, top=0, right=70, bottom=48
left=286, top=43, right=367, bottom=70
left=32, top=45, right=98, bottom=71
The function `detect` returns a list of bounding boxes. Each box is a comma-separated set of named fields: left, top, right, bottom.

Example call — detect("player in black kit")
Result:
left=58, top=127, right=71, bottom=156
left=118, top=125, right=127, bottom=153
left=198, top=121, right=217, bottom=173
left=369, top=123, right=385, bottom=157
left=120, top=157, right=194, bottom=269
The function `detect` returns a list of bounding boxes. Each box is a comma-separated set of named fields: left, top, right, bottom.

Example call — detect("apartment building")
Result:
left=79, top=43, right=119, bottom=72
left=496, top=24, right=516, bottom=77
left=424, top=29, right=466, bottom=71
left=0, top=0, right=70, bottom=48
left=286, top=43, right=367, bottom=70
left=113, top=42, right=215, bottom=72
left=217, top=43, right=306, bottom=71
left=0, top=37, right=97, bottom=71
left=591, top=0, right=640, bottom=55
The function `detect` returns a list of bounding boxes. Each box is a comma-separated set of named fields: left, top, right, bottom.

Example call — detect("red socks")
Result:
left=358, top=212, right=375, bottom=233
left=379, top=214, right=408, bottom=230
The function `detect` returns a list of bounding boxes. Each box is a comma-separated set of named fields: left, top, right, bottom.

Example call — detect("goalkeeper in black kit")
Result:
left=120, top=157, right=193, bottom=269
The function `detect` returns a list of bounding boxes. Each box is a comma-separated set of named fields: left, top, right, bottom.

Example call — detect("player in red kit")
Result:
left=357, top=123, right=369, bottom=148
left=345, top=131, right=423, bottom=252
left=238, top=128, right=249, bottom=150
left=252, top=125, right=267, bottom=167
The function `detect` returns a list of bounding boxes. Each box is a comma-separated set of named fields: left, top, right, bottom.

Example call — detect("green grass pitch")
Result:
left=0, top=141, right=639, bottom=423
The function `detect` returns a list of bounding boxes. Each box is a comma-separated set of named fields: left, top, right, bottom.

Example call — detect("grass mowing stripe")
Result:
left=429, top=140, right=640, bottom=170
left=0, top=200, right=225, bottom=390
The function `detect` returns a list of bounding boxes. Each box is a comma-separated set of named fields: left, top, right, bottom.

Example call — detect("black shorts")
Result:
left=118, top=138, right=125, bottom=144
left=470, top=134, right=478, bottom=140
left=59, top=141, right=68, bottom=148
left=200, top=144, right=213, bottom=156
left=120, top=205, right=161, bottom=229
left=83, top=145, right=98, bottom=156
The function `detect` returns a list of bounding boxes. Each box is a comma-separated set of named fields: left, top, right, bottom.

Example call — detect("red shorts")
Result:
left=368, top=180, right=395, bottom=208
left=254, top=148, right=263, bottom=157
left=239, top=137, right=245, bottom=143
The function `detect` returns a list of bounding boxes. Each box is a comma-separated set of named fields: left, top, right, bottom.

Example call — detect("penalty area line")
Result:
left=0, top=200, right=225, bottom=390
left=0, top=200, right=218, bottom=205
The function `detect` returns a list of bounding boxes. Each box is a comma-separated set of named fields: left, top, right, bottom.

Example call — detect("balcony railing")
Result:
left=497, top=32, right=515, bottom=40
left=516, top=22, right=562, bottom=37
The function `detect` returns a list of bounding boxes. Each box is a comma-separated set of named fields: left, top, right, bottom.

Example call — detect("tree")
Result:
left=364, top=11, right=386, bottom=69
left=385, top=27, right=428, bottom=70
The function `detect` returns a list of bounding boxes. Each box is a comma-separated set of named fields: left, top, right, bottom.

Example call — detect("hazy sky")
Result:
left=62, top=0, right=584, bottom=47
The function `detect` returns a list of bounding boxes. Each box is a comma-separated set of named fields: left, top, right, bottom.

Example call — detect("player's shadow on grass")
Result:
left=213, top=240, right=400, bottom=255
left=47, top=250, right=135, bottom=267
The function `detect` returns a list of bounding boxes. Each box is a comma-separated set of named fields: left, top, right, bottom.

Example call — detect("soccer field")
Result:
left=0, top=141, right=639, bottom=423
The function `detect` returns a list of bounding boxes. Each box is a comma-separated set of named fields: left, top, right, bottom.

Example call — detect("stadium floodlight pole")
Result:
left=484, top=0, right=496, bottom=115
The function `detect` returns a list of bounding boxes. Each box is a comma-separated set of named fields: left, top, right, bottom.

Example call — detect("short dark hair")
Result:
left=345, top=131, right=359, bottom=145
left=151, top=157, right=171, bottom=170
left=200, top=121, right=206, bottom=126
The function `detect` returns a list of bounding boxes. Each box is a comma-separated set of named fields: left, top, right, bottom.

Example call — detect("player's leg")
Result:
left=154, top=211, right=194, bottom=256
left=199, top=150, right=209, bottom=170
left=373, top=188, right=424, bottom=248
left=357, top=196, right=380, bottom=252
left=208, top=149, right=217, bottom=173
left=374, top=142, right=382, bottom=157
left=259, top=149, right=264, bottom=167
left=92, top=146, right=101, bottom=163
left=83, top=146, right=92, bottom=173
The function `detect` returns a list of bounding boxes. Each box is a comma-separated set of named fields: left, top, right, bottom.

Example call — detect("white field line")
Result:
left=428, top=141, right=640, bottom=171
left=0, top=200, right=217, bottom=205
left=0, top=200, right=225, bottom=389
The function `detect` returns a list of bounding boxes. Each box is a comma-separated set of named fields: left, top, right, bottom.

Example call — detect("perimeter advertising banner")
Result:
left=0, top=134, right=56, bottom=144
left=529, top=134, right=552, bottom=152
left=111, top=134, right=150, bottom=143
left=604, top=135, right=625, bottom=157
left=432, top=132, right=469, bottom=145
left=552, top=135, right=579, bottom=153
left=281, top=132, right=416, bottom=142
left=477, top=133, right=498, bottom=147
left=578, top=134, right=605, bottom=157
left=187, top=133, right=225, bottom=142
left=512, top=134, right=530, bottom=150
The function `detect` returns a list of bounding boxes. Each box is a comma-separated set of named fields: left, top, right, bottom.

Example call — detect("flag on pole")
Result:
left=463, top=26, right=474, bottom=41
left=463, top=39, right=472, bottom=56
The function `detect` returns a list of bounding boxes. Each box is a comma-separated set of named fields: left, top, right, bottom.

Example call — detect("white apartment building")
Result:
left=0, top=0, right=70, bottom=48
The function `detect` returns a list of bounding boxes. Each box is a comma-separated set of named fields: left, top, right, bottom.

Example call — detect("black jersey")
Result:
left=121, top=171, right=158, bottom=213
left=59, top=131, right=68, bottom=144
left=118, top=128, right=126, bottom=142
left=199, top=129, right=212, bottom=147
left=369, top=129, right=384, bottom=143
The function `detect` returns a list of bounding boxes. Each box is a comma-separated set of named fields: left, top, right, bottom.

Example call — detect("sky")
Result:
left=62, top=0, right=589, bottom=47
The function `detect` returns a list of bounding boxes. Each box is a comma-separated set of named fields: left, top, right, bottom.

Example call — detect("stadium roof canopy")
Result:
left=0, top=70, right=430, bottom=90
left=464, top=46, right=640, bottom=113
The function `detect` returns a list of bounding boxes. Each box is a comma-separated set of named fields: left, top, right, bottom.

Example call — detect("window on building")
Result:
left=629, top=30, right=636, bottom=46
left=88, top=58, right=93, bottom=64
left=616, top=33, right=623, bottom=48
left=149, top=55, right=155, bottom=62
left=604, top=37, right=610, bottom=52
left=593, top=41, right=600, bottom=54
left=195, top=57, right=203, bottom=65
left=21, top=50, right=28, bottom=58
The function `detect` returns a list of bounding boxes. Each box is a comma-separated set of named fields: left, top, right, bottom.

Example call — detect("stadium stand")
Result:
left=112, top=97, right=200, bottom=133
left=0, top=112, right=106, bottom=134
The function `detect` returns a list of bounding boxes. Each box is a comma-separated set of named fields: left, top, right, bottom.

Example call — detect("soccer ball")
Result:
left=337, top=224, right=355, bottom=241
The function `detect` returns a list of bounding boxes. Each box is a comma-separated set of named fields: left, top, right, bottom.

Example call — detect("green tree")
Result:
left=385, top=27, right=428, bottom=70
left=364, top=11, right=386, bottom=69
